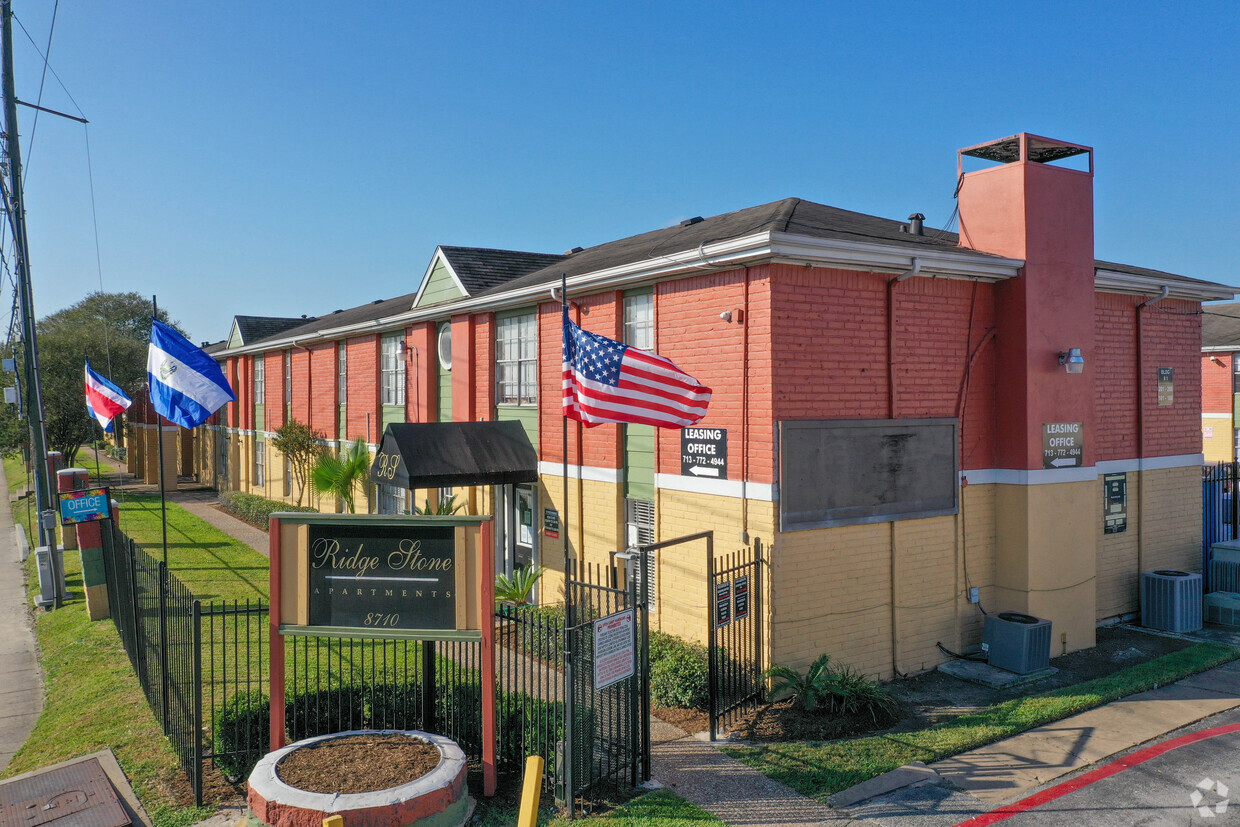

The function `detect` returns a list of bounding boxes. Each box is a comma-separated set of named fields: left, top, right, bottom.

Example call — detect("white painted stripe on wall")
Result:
left=1203, top=413, right=1231, bottom=419
left=537, top=461, right=623, bottom=483
left=654, top=473, right=777, bottom=501
left=962, top=453, right=1204, bottom=485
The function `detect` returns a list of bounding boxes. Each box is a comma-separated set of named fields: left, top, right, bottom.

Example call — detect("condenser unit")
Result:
left=1140, top=570, right=1202, bottom=633
left=1210, top=559, right=1240, bottom=594
left=983, top=611, right=1051, bottom=674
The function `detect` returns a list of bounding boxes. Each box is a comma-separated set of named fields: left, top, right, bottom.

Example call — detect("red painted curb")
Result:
left=951, top=721, right=1240, bottom=826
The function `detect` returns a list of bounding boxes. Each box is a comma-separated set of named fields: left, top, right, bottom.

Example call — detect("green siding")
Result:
left=417, top=260, right=465, bottom=308
left=254, top=404, right=265, bottom=432
left=625, top=424, right=655, bottom=500
left=497, top=405, right=538, bottom=447
left=438, top=364, right=453, bottom=421
left=338, top=406, right=347, bottom=441
left=1234, top=393, right=1240, bottom=422
left=382, top=404, right=405, bottom=432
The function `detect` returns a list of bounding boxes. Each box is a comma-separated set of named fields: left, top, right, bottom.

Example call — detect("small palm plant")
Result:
left=413, top=494, right=464, bottom=515
left=309, top=437, right=371, bottom=513
left=495, top=564, right=547, bottom=606
left=765, top=654, right=835, bottom=712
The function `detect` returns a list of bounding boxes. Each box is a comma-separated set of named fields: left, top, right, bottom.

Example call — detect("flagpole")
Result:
left=560, top=273, right=569, bottom=582
left=153, top=295, right=169, bottom=567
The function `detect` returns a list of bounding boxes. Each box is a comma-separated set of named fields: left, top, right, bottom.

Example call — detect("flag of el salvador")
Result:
left=147, top=319, right=235, bottom=429
left=84, top=357, right=132, bottom=432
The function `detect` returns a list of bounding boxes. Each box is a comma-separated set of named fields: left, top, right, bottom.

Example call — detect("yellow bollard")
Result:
left=323, top=817, right=344, bottom=827
left=517, top=755, right=546, bottom=827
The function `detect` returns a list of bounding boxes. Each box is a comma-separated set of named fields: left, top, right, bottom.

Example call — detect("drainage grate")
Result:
left=0, top=758, right=130, bottom=827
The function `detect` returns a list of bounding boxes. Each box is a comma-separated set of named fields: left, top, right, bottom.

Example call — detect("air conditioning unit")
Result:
left=1140, top=570, right=1202, bottom=633
left=1210, top=559, right=1240, bottom=594
left=983, top=611, right=1051, bottom=674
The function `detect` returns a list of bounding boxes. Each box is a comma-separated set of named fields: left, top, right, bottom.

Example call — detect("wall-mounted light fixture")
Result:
left=719, top=310, right=733, bottom=322
left=1210, top=355, right=1225, bottom=366
left=1058, top=348, right=1085, bottom=374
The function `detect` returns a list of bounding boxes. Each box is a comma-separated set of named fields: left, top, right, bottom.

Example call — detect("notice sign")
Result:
left=593, top=609, right=635, bottom=690
left=715, top=580, right=732, bottom=627
left=733, top=575, right=750, bottom=621
left=58, top=487, right=111, bottom=525
left=681, top=427, right=727, bottom=479
left=543, top=507, right=560, bottom=539
left=307, top=523, right=459, bottom=632
left=1042, top=422, right=1083, bottom=469
left=1103, top=472, right=1127, bottom=535
left=1157, top=367, right=1174, bottom=407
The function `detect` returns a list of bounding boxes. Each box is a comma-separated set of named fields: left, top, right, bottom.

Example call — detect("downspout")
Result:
left=887, top=257, right=918, bottom=678
left=1135, top=285, right=1170, bottom=581
left=741, top=267, right=750, bottom=545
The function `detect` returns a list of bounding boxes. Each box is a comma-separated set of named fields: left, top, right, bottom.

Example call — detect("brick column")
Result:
left=58, top=468, right=110, bottom=620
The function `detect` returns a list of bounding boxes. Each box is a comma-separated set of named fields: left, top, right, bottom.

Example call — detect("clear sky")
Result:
left=10, top=1, right=1240, bottom=343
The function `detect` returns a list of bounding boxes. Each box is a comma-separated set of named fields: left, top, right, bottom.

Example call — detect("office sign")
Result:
left=1042, top=422, right=1083, bottom=469
left=1103, top=472, right=1127, bottom=534
left=58, top=487, right=111, bottom=525
left=593, top=609, right=636, bottom=690
left=681, top=427, right=727, bottom=479
left=307, top=522, right=460, bottom=632
left=543, top=507, right=560, bottom=539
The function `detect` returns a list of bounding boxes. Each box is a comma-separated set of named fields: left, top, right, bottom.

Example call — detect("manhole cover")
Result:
left=0, top=758, right=130, bottom=827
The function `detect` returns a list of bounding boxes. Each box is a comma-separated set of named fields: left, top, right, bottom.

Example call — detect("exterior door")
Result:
left=497, top=483, right=538, bottom=577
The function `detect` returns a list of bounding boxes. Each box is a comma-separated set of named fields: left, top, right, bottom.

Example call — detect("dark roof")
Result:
left=472, top=198, right=988, bottom=298
left=1095, top=259, right=1233, bottom=294
left=438, top=246, right=567, bottom=295
left=234, top=315, right=313, bottom=344
left=1203, top=302, right=1240, bottom=349
left=203, top=340, right=229, bottom=356
left=244, top=292, right=423, bottom=346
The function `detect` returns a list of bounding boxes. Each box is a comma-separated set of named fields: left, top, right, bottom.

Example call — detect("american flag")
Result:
left=562, top=307, right=711, bottom=428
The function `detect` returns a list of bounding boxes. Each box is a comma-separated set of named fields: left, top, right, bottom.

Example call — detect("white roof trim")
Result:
left=1094, top=268, right=1236, bottom=301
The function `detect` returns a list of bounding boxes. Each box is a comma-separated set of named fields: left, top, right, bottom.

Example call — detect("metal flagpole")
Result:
left=153, top=295, right=169, bottom=566
left=558, top=271, right=575, bottom=816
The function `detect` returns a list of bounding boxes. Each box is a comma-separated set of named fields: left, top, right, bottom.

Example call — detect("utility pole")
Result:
left=2, top=0, right=56, bottom=574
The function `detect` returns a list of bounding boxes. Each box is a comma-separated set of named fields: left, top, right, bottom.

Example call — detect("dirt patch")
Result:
left=652, top=705, right=709, bottom=735
left=275, top=734, right=441, bottom=794
left=721, top=625, right=1191, bottom=742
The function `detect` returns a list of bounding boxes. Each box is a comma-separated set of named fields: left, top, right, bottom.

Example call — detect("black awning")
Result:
left=370, top=421, right=539, bottom=490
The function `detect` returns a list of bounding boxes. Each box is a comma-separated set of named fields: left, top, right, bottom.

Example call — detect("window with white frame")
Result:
left=254, top=440, right=266, bottom=487
left=624, top=292, right=654, bottom=350
left=378, top=484, right=408, bottom=515
left=337, top=343, right=347, bottom=404
left=496, top=313, right=537, bottom=405
left=381, top=334, right=406, bottom=406
left=253, top=358, right=265, bottom=404
left=284, top=350, right=292, bottom=407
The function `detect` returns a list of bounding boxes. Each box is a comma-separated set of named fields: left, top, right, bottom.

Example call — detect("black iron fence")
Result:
left=99, top=519, right=620, bottom=806
left=1203, top=462, right=1238, bottom=591
left=706, top=538, right=763, bottom=740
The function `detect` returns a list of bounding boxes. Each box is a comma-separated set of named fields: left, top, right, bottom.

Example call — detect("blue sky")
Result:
left=11, top=1, right=1240, bottom=342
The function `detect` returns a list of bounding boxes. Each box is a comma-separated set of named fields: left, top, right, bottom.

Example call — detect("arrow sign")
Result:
left=689, top=466, right=720, bottom=477
left=1050, top=457, right=1077, bottom=468
left=681, top=427, right=728, bottom=479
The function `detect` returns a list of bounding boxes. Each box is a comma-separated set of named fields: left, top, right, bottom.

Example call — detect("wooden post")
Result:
left=480, top=519, right=497, bottom=796
left=269, top=517, right=286, bottom=751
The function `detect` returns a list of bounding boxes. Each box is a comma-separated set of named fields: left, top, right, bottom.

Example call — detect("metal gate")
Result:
left=562, top=560, right=649, bottom=816
left=707, top=538, right=764, bottom=740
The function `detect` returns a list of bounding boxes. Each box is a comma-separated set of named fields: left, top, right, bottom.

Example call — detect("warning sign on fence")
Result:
left=593, top=609, right=636, bottom=691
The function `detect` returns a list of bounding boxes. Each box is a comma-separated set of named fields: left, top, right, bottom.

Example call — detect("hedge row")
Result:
left=219, top=491, right=318, bottom=526
left=649, top=631, right=709, bottom=710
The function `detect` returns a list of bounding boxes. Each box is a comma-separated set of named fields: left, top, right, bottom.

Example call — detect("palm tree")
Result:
left=310, top=436, right=371, bottom=513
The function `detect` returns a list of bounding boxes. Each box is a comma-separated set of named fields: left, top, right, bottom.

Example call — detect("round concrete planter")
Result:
left=247, top=730, right=473, bottom=827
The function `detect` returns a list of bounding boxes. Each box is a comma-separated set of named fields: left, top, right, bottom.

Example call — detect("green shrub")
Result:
left=767, top=655, right=899, bottom=723
left=285, top=686, right=369, bottom=742
left=767, top=654, right=835, bottom=712
left=212, top=691, right=270, bottom=781
left=219, top=491, right=318, bottom=526
left=651, top=643, right=709, bottom=710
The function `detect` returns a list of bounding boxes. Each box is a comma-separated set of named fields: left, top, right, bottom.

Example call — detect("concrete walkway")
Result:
left=0, top=463, right=43, bottom=774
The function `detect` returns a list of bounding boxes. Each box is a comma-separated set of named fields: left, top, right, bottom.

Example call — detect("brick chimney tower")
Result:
left=957, top=133, right=1098, bottom=653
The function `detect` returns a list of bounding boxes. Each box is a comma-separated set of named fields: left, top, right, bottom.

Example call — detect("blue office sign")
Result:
left=58, top=487, right=112, bottom=525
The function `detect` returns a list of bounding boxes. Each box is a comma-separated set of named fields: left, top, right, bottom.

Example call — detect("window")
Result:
left=496, top=313, right=537, bottom=405
left=378, top=484, right=408, bottom=515
left=624, top=292, right=654, bottom=350
left=337, top=343, right=347, bottom=404
left=253, top=358, right=265, bottom=404
left=438, top=486, right=455, bottom=511
left=254, top=440, right=266, bottom=487
left=1233, top=355, right=1240, bottom=394
left=284, top=351, right=292, bottom=407
left=381, top=334, right=406, bottom=406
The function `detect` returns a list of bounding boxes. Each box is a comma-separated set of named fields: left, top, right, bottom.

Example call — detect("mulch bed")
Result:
left=732, top=699, right=898, bottom=741
left=652, top=705, right=709, bottom=734
left=275, top=734, right=441, bottom=794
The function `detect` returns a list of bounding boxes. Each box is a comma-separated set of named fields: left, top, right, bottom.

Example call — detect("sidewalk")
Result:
left=0, top=463, right=43, bottom=774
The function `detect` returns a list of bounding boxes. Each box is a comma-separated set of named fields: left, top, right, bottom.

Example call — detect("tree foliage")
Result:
left=35, top=292, right=180, bottom=466
left=309, top=436, right=370, bottom=513
left=271, top=419, right=325, bottom=507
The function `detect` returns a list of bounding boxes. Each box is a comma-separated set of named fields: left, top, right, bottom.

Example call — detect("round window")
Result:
left=437, top=324, right=452, bottom=371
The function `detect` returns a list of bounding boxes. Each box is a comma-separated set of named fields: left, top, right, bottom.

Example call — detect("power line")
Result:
left=18, top=0, right=57, bottom=174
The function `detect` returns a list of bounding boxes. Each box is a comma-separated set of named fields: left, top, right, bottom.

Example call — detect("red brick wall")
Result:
left=264, top=352, right=284, bottom=431
left=1139, top=298, right=1202, bottom=457
left=345, top=335, right=379, bottom=443
left=1094, top=294, right=1138, bottom=460
left=1203, top=352, right=1232, bottom=414
left=225, top=358, right=239, bottom=428
left=769, top=264, right=997, bottom=472
left=474, top=313, right=495, bottom=421
left=408, top=324, right=435, bottom=424
left=308, top=343, right=336, bottom=436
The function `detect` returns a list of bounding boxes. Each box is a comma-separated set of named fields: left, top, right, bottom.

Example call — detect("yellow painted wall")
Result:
left=1202, top=416, right=1232, bottom=462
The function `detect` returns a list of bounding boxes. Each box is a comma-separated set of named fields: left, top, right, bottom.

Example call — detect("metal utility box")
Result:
left=34, top=545, right=68, bottom=608
left=1141, top=570, right=1202, bottom=633
left=983, top=611, right=1052, bottom=674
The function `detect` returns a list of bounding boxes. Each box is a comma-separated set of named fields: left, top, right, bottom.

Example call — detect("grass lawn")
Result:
left=724, top=641, right=1240, bottom=800
left=469, top=789, right=724, bottom=826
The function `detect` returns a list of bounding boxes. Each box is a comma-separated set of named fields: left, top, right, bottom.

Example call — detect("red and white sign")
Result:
left=593, top=609, right=636, bottom=690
